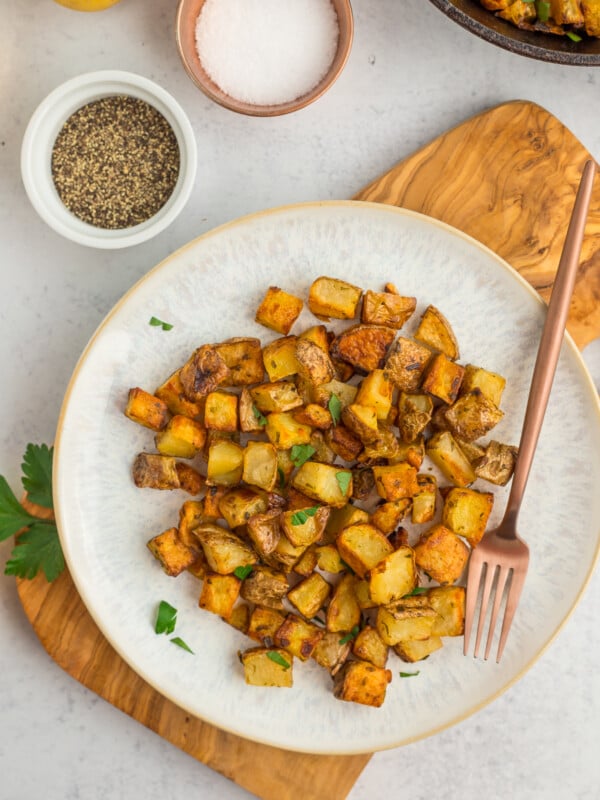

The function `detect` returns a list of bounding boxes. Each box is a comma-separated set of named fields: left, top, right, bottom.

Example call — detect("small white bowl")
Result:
left=21, top=70, right=197, bottom=249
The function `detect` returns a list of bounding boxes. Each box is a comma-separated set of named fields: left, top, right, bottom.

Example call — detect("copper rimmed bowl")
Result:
left=175, top=0, right=354, bottom=116
left=428, top=0, right=600, bottom=65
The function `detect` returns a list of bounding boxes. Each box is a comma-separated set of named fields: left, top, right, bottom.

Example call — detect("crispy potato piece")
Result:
left=214, top=337, right=264, bottom=386
left=224, top=602, right=250, bottom=634
left=147, top=527, right=197, bottom=576
left=287, top=573, right=332, bottom=618
left=550, top=0, right=584, bottom=24
left=218, top=486, right=269, bottom=529
left=125, top=387, right=169, bottom=431
left=240, top=565, right=289, bottom=610
left=133, top=453, right=180, bottom=490
left=299, top=324, right=331, bottom=351
left=293, top=545, right=319, bottom=577
left=155, top=370, right=204, bottom=419
left=361, top=290, right=416, bottom=329
left=240, top=647, right=293, bottom=687
left=281, top=505, right=330, bottom=547
left=255, top=286, right=303, bottom=335
left=421, top=353, right=464, bottom=404
left=412, top=474, right=437, bottom=524
left=428, top=586, right=466, bottom=637
left=175, top=462, right=206, bottom=495
left=324, top=504, right=370, bottom=541
left=352, top=625, right=389, bottom=668
left=583, top=0, right=600, bottom=35
left=372, top=462, right=419, bottom=501
left=357, top=426, right=401, bottom=463
left=204, top=391, right=239, bottom=432
left=333, top=660, right=392, bottom=707
left=370, top=498, right=411, bottom=535
left=247, top=606, right=286, bottom=645
left=355, top=369, right=393, bottom=420
left=442, top=487, right=494, bottom=546
left=376, top=597, right=437, bottom=645
left=315, top=544, right=346, bottom=573
left=354, top=578, right=377, bottom=610
left=308, top=276, right=362, bottom=320
left=336, top=523, right=394, bottom=579
left=202, top=485, right=227, bottom=519
left=312, top=631, right=351, bottom=675
left=250, top=382, right=303, bottom=414
left=178, top=500, right=206, bottom=547
left=312, top=378, right=358, bottom=410
left=292, top=462, right=353, bottom=508
left=195, top=523, right=257, bottom=574
left=325, top=424, right=364, bottom=461
left=199, top=573, right=241, bottom=617
left=274, top=614, right=324, bottom=660
left=295, top=338, right=335, bottom=386
left=265, top=412, right=312, bottom=450
left=413, top=524, right=470, bottom=584
left=414, top=305, right=460, bottom=360
left=394, top=636, right=443, bottom=662
left=155, top=414, right=206, bottom=458
left=242, top=441, right=279, bottom=492
left=444, top=391, right=504, bottom=442
left=384, top=337, right=432, bottom=390
left=473, top=440, right=518, bottom=485
left=262, top=335, right=300, bottom=381
left=331, top=324, right=396, bottom=373
left=309, top=429, right=336, bottom=464
left=369, top=545, right=416, bottom=605
left=497, top=0, right=536, bottom=25
left=247, top=508, right=282, bottom=558
left=351, top=466, right=376, bottom=501
left=426, top=431, right=476, bottom=487
left=294, top=403, right=333, bottom=429
left=455, top=437, right=486, bottom=463
left=341, top=403, right=379, bottom=444
left=460, top=364, right=506, bottom=407
left=389, top=437, right=425, bottom=470
left=326, top=574, right=361, bottom=633
left=206, top=439, right=244, bottom=486
left=264, top=532, right=308, bottom=573
left=397, top=392, right=433, bottom=443
left=180, top=345, right=229, bottom=400
left=238, top=387, right=263, bottom=433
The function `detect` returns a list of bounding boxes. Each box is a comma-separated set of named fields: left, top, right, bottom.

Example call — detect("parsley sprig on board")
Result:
left=0, top=444, right=64, bottom=582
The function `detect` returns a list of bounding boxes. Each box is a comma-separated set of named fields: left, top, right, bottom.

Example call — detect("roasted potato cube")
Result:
left=315, top=544, right=346, bottom=573
left=550, top=0, right=584, bottom=24
left=125, top=387, right=169, bottom=430
left=255, top=286, right=303, bottom=335
left=206, top=439, right=244, bottom=486
left=372, top=462, right=419, bottom=501
left=460, top=364, right=506, bottom=407
left=442, top=487, right=494, bottom=546
left=426, top=431, right=476, bottom=487
left=299, top=323, right=331, bottom=351
left=336, top=523, right=394, bottom=579
left=361, top=289, right=416, bottom=329
left=204, top=391, right=238, bottom=432
left=179, top=344, right=229, bottom=400
left=240, top=565, right=289, bottom=610
left=368, top=545, right=416, bottom=605
left=326, top=574, right=361, bottom=633
left=287, top=573, right=331, bottom=618
left=428, top=586, right=466, bottom=637
left=421, top=353, right=464, bottom=404
left=224, top=602, right=250, bottom=633
left=274, top=614, right=324, bottom=660
left=397, top=392, right=433, bottom=443
left=351, top=466, right=376, bottom=502
left=413, top=524, right=470, bottom=584
left=444, top=391, right=504, bottom=442
left=199, top=573, right=241, bottom=617
left=352, top=625, right=389, bottom=668
left=155, top=370, right=204, bottom=419
left=312, top=379, right=358, bottom=410
left=262, top=335, right=300, bottom=381
left=247, top=606, right=286, bottom=645
left=133, top=453, right=180, bottom=490
left=389, top=437, right=425, bottom=470
left=393, top=636, right=443, bottom=662
left=247, top=509, right=282, bottom=558
left=412, top=474, right=437, bottom=524
left=354, top=578, right=377, bottom=609
left=240, top=647, right=293, bottom=687
left=294, top=403, right=333, bottom=429
left=264, top=532, right=308, bottom=573
left=187, top=549, right=210, bottom=579
left=583, top=0, right=600, bottom=36
left=242, top=441, right=278, bottom=492
left=265, top=412, right=312, bottom=450
left=384, top=337, right=432, bottom=391
left=250, top=381, right=303, bottom=414
left=325, top=424, right=364, bottom=461
left=238, top=387, right=264, bottom=433
left=376, top=597, right=437, bottom=645
left=295, top=338, right=335, bottom=386
left=178, top=500, right=206, bottom=547
left=147, top=527, right=196, bottom=576
left=324, top=504, right=370, bottom=540
left=370, top=498, right=411, bottom=535
left=497, top=0, right=537, bottom=24
left=202, top=485, right=227, bottom=519
left=175, top=462, right=205, bottom=496
left=292, top=462, right=353, bottom=508
left=281, top=505, right=330, bottom=547
left=341, top=403, right=379, bottom=444
left=333, top=660, right=392, bottom=707
left=355, top=369, right=393, bottom=420
left=308, top=276, right=362, bottom=320
left=213, top=337, right=264, bottom=386
left=195, top=523, right=257, bottom=575
left=414, top=305, right=460, bottom=360
left=218, top=486, right=269, bottom=529
left=357, top=426, right=401, bottom=463
left=473, top=440, right=518, bottom=485
left=331, top=324, right=396, bottom=373
left=308, top=435, right=338, bottom=468
left=155, top=414, right=207, bottom=458
left=293, top=545, right=319, bottom=577
left=312, top=631, right=351, bottom=675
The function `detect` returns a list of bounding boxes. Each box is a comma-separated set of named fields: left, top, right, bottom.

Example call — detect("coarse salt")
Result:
left=195, top=0, right=340, bottom=106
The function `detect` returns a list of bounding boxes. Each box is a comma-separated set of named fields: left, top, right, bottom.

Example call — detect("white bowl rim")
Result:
left=20, top=70, right=198, bottom=249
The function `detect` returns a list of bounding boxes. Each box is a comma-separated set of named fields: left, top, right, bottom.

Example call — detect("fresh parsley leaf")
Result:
left=536, top=0, right=550, bottom=21
left=4, top=522, right=64, bottom=582
left=290, top=444, right=316, bottom=467
left=267, top=650, right=291, bottom=669
left=171, top=636, right=194, bottom=654
left=339, top=625, right=360, bottom=645
left=21, top=444, right=53, bottom=508
left=155, top=600, right=178, bottom=635
left=399, top=671, right=420, bottom=678
left=566, top=30, right=582, bottom=41
left=149, top=316, right=173, bottom=331
left=290, top=505, right=320, bottom=525
left=0, top=476, right=41, bottom=542
left=335, top=471, right=352, bottom=495
left=233, top=565, right=253, bottom=580
left=277, top=467, right=286, bottom=490
left=328, top=394, right=342, bottom=426
left=252, top=405, right=267, bottom=426
left=403, top=587, right=429, bottom=597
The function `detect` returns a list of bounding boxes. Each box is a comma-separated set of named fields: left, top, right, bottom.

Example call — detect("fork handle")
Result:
left=501, top=159, right=596, bottom=534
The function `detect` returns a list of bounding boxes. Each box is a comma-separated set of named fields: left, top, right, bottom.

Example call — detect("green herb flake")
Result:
left=290, top=444, right=316, bottom=467
left=290, top=505, right=320, bottom=526
left=277, top=467, right=286, bottom=490
left=536, top=0, right=550, bottom=21
left=267, top=650, right=291, bottom=669
left=399, top=670, right=420, bottom=678
left=233, top=565, right=254, bottom=580
left=328, top=393, right=342, bottom=426
left=339, top=625, right=360, bottom=645
left=403, top=587, right=429, bottom=597
left=170, top=636, right=194, bottom=654
left=155, top=600, right=178, bottom=635
left=335, top=471, right=352, bottom=495
left=149, top=316, right=173, bottom=331
left=252, top=405, right=268, bottom=426
left=566, top=30, right=582, bottom=41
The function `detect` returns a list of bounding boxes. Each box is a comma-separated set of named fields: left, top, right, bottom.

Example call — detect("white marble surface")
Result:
left=0, top=1, right=599, bottom=798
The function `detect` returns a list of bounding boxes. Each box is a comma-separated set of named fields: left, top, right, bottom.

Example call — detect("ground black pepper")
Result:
left=51, top=95, right=180, bottom=229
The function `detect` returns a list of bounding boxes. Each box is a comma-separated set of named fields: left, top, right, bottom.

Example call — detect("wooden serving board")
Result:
left=16, top=100, right=600, bottom=800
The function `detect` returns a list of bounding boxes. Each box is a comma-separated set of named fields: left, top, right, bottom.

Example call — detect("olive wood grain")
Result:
left=355, top=100, right=600, bottom=350
left=15, top=100, right=599, bottom=800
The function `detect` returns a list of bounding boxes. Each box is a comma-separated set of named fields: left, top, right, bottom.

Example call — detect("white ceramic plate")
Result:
left=54, top=202, right=600, bottom=754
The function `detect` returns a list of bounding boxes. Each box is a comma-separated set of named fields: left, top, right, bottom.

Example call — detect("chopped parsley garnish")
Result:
left=290, top=444, right=316, bottom=467
left=252, top=404, right=268, bottom=426
left=155, top=600, right=178, bottom=634
left=536, top=0, right=550, bottom=21
left=290, top=505, right=320, bottom=525
left=233, top=565, right=254, bottom=580
left=171, top=637, right=194, bottom=654
left=403, top=587, right=429, bottom=597
left=149, top=316, right=173, bottom=331
left=566, top=30, right=582, bottom=41
left=335, top=471, right=352, bottom=495
left=399, top=671, right=420, bottom=678
left=277, top=467, right=286, bottom=490
left=328, top=393, right=342, bottom=426
left=267, top=650, right=291, bottom=669
left=339, top=625, right=360, bottom=645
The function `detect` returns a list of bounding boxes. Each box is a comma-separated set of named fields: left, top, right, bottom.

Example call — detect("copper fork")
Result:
left=463, top=158, right=596, bottom=663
